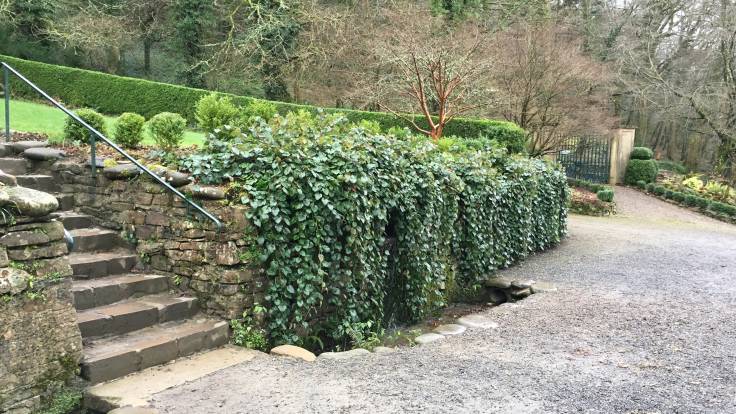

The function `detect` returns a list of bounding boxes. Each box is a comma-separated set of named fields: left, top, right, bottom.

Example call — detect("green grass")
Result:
left=0, top=99, right=205, bottom=147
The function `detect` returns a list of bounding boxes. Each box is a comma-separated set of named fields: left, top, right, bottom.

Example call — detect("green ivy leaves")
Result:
left=185, top=113, right=569, bottom=349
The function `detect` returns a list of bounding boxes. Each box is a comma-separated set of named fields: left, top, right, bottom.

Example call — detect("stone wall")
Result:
left=0, top=188, right=82, bottom=414
left=49, top=160, right=266, bottom=320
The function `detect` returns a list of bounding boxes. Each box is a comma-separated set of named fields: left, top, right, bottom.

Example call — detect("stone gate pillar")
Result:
left=609, top=129, right=636, bottom=185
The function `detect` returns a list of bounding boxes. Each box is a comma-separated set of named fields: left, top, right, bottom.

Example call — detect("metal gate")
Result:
left=557, top=135, right=611, bottom=183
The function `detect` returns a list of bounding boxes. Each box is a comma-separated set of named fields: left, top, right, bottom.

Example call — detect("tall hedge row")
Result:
left=182, top=113, right=568, bottom=349
left=0, top=54, right=524, bottom=144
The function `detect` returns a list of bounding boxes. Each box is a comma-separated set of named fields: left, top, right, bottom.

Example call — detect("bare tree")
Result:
left=489, top=23, right=616, bottom=155
left=616, top=0, right=736, bottom=180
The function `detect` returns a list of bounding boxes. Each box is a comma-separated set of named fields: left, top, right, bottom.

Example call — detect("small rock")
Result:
left=0, top=143, right=14, bottom=157
left=165, top=171, right=192, bottom=187
left=510, top=287, right=532, bottom=299
left=0, top=169, right=17, bottom=186
left=0, top=267, right=31, bottom=295
left=457, top=314, right=499, bottom=329
left=531, top=282, right=558, bottom=294
left=88, top=157, right=106, bottom=169
left=485, top=276, right=513, bottom=289
left=184, top=185, right=226, bottom=200
left=414, top=333, right=445, bottom=345
left=12, top=141, right=47, bottom=153
left=104, top=164, right=141, bottom=179
left=373, top=346, right=395, bottom=354
left=486, top=288, right=507, bottom=305
left=0, top=186, right=59, bottom=216
left=511, top=279, right=535, bottom=289
left=108, top=407, right=159, bottom=414
left=22, top=147, right=66, bottom=161
left=433, top=324, right=467, bottom=336
left=270, top=344, right=316, bottom=362
left=318, top=348, right=371, bottom=360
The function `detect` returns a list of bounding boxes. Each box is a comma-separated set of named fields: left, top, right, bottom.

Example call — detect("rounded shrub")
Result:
left=478, top=122, right=527, bottom=154
left=113, top=112, right=145, bottom=148
left=195, top=93, right=239, bottom=133
left=624, top=159, right=658, bottom=185
left=148, top=112, right=186, bottom=151
left=696, top=197, right=711, bottom=210
left=63, top=108, right=107, bottom=144
left=653, top=185, right=666, bottom=196
left=240, top=100, right=278, bottom=127
left=684, top=194, right=698, bottom=207
left=596, top=189, right=614, bottom=203
left=636, top=180, right=646, bottom=189
left=645, top=182, right=655, bottom=192
left=672, top=192, right=686, bottom=203
left=664, top=190, right=674, bottom=199
left=630, top=147, right=654, bottom=160
left=710, top=201, right=736, bottom=217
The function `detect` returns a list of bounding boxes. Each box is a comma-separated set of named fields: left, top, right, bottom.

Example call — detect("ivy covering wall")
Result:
left=183, top=112, right=569, bottom=349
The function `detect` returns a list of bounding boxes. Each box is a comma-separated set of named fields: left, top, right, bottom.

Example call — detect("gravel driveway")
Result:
left=151, top=187, right=736, bottom=414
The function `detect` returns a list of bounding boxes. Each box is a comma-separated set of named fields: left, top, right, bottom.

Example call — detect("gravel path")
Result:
left=151, top=187, right=736, bottom=414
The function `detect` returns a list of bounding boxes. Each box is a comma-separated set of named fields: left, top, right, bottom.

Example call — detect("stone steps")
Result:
left=58, top=211, right=94, bottom=231
left=84, top=346, right=260, bottom=413
left=70, top=251, right=139, bottom=279
left=0, top=156, right=28, bottom=175
left=77, top=294, right=199, bottom=339
left=15, top=174, right=56, bottom=192
left=73, top=274, right=170, bottom=310
left=3, top=142, right=234, bottom=396
left=80, top=317, right=229, bottom=384
left=69, top=228, right=123, bottom=253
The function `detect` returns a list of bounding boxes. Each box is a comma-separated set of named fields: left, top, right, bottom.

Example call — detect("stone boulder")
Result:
left=23, top=147, right=66, bottom=161
left=0, top=267, right=31, bottom=295
left=270, top=345, right=316, bottom=362
left=183, top=185, right=226, bottom=200
left=0, top=186, right=59, bottom=216
left=104, top=164, right=142, bottom=180
left=165, top=171, right=192, bottom=187
left=0, top=170, right=17, bottom=186
left=12, top=141, right=48, bottom=153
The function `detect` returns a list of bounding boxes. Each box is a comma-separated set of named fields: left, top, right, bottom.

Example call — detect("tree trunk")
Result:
left=144, top=38, right=152, bottom=76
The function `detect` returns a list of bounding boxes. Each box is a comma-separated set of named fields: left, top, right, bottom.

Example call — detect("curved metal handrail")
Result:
left=1, top=62, right=223, bottom=230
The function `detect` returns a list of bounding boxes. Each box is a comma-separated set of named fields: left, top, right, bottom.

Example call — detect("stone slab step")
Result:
left=77, top=294, right=199, bottom=339
left=84, top=346, right=262, bottom=413
left=70, top=251, right=138, bottom=278
left=0, top=157, right=28, bottom=175
left=73, top=274, right=171, bottom=311
left=69, top=228, right=121, bottom=252
left=80, top=317, right=230, bottom=384
left=57, top=211, right=94, bottom=231
left=16, top=174, right=56, bottom=192
left=55, top=193, right=75, bottom=211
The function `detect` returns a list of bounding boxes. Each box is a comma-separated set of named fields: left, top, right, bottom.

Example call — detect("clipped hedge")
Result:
left=625, top=159, right=658, bottom=185
left=567, top=178, right=614, bottom=202
left=643, top=183, right=736, bottom=221
left=182, top=112, right=567, bottom=349
left=1, top=54, right=526, bottom=151
left=630, top=147, right=654, bottom=160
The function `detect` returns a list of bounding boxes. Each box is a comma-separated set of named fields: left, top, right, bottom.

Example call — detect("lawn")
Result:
left=0, top=99, right=205, bottom=147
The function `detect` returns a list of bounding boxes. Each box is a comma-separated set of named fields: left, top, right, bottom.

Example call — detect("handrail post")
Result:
left=90, top=131, right=96, bottom=178
left=3, top=65, right=9, bottom=142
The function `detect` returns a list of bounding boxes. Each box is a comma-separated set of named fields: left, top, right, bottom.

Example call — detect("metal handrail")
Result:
left=1, top=62, right=223, bottom=231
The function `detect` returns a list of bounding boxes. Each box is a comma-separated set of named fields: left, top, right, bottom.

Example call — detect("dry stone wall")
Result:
left=0, top=188, right=81, bottom=414
left=50, top=160, right=266, bottom=319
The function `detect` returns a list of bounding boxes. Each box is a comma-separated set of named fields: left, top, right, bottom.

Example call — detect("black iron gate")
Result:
left=557, top=135, right=611, bottom=183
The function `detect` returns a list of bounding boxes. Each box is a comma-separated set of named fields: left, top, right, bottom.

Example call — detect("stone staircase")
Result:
left=0, top=142, right=229, bottom=388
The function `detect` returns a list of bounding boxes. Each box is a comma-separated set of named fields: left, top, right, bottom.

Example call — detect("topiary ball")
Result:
left=630, top=147, right=654, bottom=160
